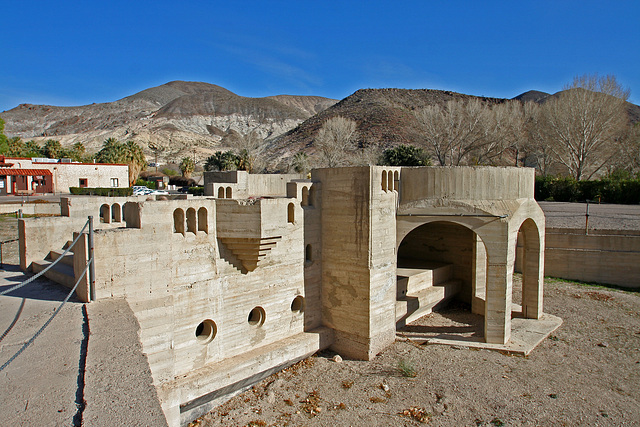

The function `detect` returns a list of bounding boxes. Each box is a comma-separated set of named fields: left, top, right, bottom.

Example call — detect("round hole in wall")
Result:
left=248, top=306, right=266, bottom=326
left=291, top=296, right=304, bottom=313
left=195, top=319, right=217, bottom=344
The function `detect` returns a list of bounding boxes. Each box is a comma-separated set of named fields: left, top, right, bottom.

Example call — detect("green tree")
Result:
left=23, top=140, right=43, bottom=158
left=379, top=145, right=431, bottom=166
left=179, top=157, right=195, bottom=178
left=6, top=137, right=24, bottom=157
left=204, top=151, right=240, bottom=171
left=68, top=142, right=86, bottom=162
left=96, top=138, right=146, bottom=185
left=0, top=117, right=8, bottom=153
left=43, top=139, right=63, bottom=159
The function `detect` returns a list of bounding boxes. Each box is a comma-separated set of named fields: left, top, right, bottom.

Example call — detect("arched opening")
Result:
left=305, top=244, right=312, bottom=263
left=186, top=208, right=196, bottom=234
left=393, top=171, right=399, bottom=191
left=514, top=218, right=543, bottom=319
left=287, top=203, right=295, bottom=224
left=173, top=208, right=185, bottom=235
left=301, top=187, right=309, bottom=207
left=248, top=306, right=266, bottom=326
left=198, top=207, right=208, bottom=233
left=396, top=221, right=487, bottom=328
left=100, top=204, right=110, bottom=223
left=195, top=319, right=217, bottom=344
left=226, top=187, right=232, bottom=198
left=291, top=296, right=304, bottom=313
left=381, top=170, right=387, bottom=191
left=218, top=187, right=225, bottom=198
left=308, top=186, right=315, bottom=206
left=111, top=203, right=121, bottom=222
left=388, top=170, right=394, bottom=192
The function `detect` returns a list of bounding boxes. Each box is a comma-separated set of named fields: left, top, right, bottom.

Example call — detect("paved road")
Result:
left=0, top=267, right=166, bottom=426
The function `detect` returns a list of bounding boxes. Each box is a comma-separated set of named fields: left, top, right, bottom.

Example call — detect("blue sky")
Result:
left=1, top=1, right=638, bottom=112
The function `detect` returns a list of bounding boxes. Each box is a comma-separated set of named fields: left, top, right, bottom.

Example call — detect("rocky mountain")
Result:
left=0, top=81, right=337, bottom=162
left=269, top=88, right=640, bottom=169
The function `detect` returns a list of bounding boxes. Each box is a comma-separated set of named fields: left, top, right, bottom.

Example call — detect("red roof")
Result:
left=0, top=169, right=53, bottom=176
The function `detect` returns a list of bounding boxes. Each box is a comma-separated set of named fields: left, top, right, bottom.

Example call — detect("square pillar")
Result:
left=484, top=262, right=512, bottom=344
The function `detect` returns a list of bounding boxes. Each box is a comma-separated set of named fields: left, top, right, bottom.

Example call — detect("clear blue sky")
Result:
left=1, top=1, right=639, bottom=112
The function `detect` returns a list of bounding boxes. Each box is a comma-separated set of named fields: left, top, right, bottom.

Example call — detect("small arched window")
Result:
left=186, top=208, right=196, bottom=234
left=301, top=187, right=309, bottom=206
left=100, top=204, right=110, bottom=223
left=198, top=207, right=208, bottom=233
left=305, top=244, right=312, bottom=262
left=308, top=186, right=315, bottom=206
left=226, top=187, right=232, bottom=198
left=111, top=203, right=121, bottom=222
left=381, top=170, right=387, bottom=191
left=173, top=208, right=185, bottom=235
left=218, top=187, right=225, bottom=198
left=287, top=203, right=295, bottom=224
left=388, top=170, right=393, bottom=192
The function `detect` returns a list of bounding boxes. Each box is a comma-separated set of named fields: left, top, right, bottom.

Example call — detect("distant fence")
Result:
left=517, top=228, right=640, bottom=288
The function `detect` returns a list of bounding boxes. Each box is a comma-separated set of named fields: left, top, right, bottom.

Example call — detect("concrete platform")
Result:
left=397, top=304, right=563, bottom=356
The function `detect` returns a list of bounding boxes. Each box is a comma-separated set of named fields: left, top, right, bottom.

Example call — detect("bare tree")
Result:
left=223, top=131, right=268, bottom=173
left=540, top=74, right=630, bottom=180
left=315, top=116, right=358, bottom=167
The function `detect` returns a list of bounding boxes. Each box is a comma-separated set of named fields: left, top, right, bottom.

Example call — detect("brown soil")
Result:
left=192, top=279, right=640, bottom=427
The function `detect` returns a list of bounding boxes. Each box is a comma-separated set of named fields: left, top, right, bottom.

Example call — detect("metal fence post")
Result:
left=88, top=216, right=96, bottom=301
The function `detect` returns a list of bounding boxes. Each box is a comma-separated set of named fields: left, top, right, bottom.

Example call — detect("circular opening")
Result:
left=195, top=319, right=217, bottom=344
left=248, top=307, right=266, bottom=326
left=291, top=296, right=304, bottom=313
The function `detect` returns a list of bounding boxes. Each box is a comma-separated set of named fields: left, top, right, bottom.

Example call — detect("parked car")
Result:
left=132, top=186, right=153, bottom=195
left=150, top=190, right=169, bottom=195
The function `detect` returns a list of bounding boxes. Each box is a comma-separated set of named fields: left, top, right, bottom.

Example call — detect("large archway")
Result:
left=396, top=221, right=488, bottom=328
left=513, top=218, right=543, bottom=319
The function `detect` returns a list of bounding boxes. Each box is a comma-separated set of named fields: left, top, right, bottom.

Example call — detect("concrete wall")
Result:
left=400, top=166, right=534, bottom=203
left=543, top=228, right=640, bottom=288
left=204, top=170, right=304, bottom=198
left=0, top=202, right=60, bottom=215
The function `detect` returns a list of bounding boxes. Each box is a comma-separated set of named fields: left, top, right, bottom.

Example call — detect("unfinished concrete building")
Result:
left=19, top=166, right=548, bottom=426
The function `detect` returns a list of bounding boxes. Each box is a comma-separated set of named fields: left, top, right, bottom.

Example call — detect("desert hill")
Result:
left=0, top=81, right=337, bottom=161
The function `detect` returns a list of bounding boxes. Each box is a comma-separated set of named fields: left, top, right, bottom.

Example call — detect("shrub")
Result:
left=69, top=187, right=133, bottom=196
left=187, top=186, right=204, bottom=196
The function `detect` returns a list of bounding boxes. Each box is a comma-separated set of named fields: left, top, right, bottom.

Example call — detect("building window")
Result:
left=79, top=178, right=88, bottom=188
left=110, top=178, right=119, bottom=187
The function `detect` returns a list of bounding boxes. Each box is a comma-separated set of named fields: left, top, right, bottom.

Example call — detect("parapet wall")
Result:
left=400, top=166, right=535, bottom=203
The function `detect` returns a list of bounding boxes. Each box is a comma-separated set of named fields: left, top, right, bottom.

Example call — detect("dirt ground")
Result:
left=191, top=277, right=640, bottom=427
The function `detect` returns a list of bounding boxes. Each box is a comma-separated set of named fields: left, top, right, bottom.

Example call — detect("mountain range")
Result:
left=2, top=81, right=638, bottom=170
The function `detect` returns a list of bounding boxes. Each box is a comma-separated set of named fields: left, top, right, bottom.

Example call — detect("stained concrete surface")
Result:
left=0, top=267, right=166, bottom=426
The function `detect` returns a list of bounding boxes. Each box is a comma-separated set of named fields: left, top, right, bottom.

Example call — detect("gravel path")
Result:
left=540, top=201, right=640, bottom=231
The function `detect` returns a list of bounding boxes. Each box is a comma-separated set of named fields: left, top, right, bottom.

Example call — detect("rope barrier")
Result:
left=0, top=219, right=89, bottom=296
left=0, top=259, right=92, bottom=373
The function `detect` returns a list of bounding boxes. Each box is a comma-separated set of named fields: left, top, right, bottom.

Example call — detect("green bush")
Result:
left=69, top=187, right=133, bottom=196
left=187, top=186, right=204, bottom=196
left=535, top=176, right=640, bottom=204
left=135, top=178, right=156, bottom=189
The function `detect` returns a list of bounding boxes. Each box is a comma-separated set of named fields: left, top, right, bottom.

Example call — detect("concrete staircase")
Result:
left=396, top=261, right=461, bottom=328
left=31, top=240, right=77, bottom=289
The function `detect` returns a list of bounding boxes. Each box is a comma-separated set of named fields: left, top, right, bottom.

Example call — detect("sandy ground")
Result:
left=192, top=277, right=640, bottom=427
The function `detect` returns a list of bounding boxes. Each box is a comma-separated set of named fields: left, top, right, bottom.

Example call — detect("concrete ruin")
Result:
left=19, top=166, right=549, bottom=426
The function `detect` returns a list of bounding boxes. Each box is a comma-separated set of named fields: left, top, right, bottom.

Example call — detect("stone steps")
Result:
left=396, top=280, right=462, bottom=328
left=32, top=259, right=76, bottom=289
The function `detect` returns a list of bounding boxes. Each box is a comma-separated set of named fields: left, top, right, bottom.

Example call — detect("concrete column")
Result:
left=484, top=262, right=512, bottom=344
left=471, top=234, right=486, bottom=315
left=522, top=224, right=544, bottom=319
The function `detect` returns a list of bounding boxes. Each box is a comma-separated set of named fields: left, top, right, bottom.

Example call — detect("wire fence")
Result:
left=0, top=217, right=93, bottom=373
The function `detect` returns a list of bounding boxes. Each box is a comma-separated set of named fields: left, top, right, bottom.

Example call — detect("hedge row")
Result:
left=187, top=186, right=204, bottom=196
left=69, top=187, right=133, bottom=197
left=535, top=176, right=640, bottom=204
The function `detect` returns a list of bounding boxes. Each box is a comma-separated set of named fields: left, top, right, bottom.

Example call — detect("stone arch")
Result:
left=99, top=204, right=110, bottom=223
left=388, top=170, right=394, bottom=192
left=287, top=203, right=295, bottom=223
left=198, top=207, right=208, bottom=233
left=513, top=217, right=543, bottom=319
left=226, top=187, right=232, bottom=198
left=305, top=244, right=312, bottom=262
left=301, top=186, right=309, bottom=207
left=218, top=187, right=225, bottom=198
left=111, top=203, right=121, bottom=223
left=186, top=208, right=197, bottom=234
left=173, top=208, right=185, bottom=235
left=381, top=170, right=387, bottom=191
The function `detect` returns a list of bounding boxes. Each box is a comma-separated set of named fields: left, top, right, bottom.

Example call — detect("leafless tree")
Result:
left=224, top=131, right=268, bottom=173
left=315, top=116, right=358, bottom=167
left=539, top=74, right=630, bottom=180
